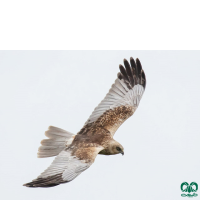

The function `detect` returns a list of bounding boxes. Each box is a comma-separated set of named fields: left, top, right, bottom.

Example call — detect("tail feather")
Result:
left=37, top=126, right=75, bottom=158
left=45, top=126, right=74, bottom=139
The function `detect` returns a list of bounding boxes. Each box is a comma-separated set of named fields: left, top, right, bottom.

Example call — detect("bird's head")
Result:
left=109, top=140, right=124, bottom=155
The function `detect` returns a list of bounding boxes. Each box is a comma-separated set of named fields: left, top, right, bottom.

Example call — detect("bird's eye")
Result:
left=116, top=147, right=121, bottom=151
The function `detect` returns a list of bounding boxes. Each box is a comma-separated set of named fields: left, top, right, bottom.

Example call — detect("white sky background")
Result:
left=0, top=51, right=200, bottom=200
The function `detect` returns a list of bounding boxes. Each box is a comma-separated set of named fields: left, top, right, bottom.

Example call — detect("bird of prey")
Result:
left=23, top=57, right=146, bottom=187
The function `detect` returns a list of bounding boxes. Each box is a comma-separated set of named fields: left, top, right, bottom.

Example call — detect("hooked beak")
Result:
left=121, top=151, right=124, bottom=156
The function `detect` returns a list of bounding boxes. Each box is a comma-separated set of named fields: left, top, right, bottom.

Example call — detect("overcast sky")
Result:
left=0, top=51, right=200, bottom=200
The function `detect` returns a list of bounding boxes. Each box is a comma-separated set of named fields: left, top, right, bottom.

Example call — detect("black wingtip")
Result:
left=117, top=72, right=123, bottom=80
left=123, top=58, right=129, bottom=64
left=123, top=58, right=134, bottom=86
left=118, top=57, right=146, bottom=89
left=23, top=182, right=59, bottom=188
left=23, top=173, right=63, bottom=188
left=23, top=183, right=34, bottom=187
left=136, top=58, right=142, bottom=72
left=130, top=57, right=136, bottom=67
left=119, top=64, right=129, bottom=81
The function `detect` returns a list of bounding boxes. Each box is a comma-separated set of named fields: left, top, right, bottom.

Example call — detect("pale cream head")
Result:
left=108, top=140, right=124, bottom=155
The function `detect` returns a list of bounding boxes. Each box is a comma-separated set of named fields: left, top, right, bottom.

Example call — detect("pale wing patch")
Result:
left=24, top=146, right=103, bottom=187
left=38, top=150, right=89, bottom=182
left=111, top=84, right=144, bottom=108
left=85, top=80, right=144, bottom=125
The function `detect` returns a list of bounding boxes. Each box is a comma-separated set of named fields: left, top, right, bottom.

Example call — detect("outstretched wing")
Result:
left=24, top=145, right=103, bottom=187
left=83, top=57, right=146, bottom=136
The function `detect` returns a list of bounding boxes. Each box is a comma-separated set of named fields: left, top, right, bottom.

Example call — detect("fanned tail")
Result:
left=37, top=126, right=75, bottom=158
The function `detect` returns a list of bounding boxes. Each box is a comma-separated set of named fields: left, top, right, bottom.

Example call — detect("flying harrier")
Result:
left=24, top=57, right=146, bottom=187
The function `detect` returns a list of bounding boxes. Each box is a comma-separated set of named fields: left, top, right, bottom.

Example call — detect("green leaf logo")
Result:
left=181, top=182, right=198, bottom=197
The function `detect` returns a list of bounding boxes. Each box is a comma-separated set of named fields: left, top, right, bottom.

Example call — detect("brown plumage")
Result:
left=23, top=57, right=146, bottom=188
